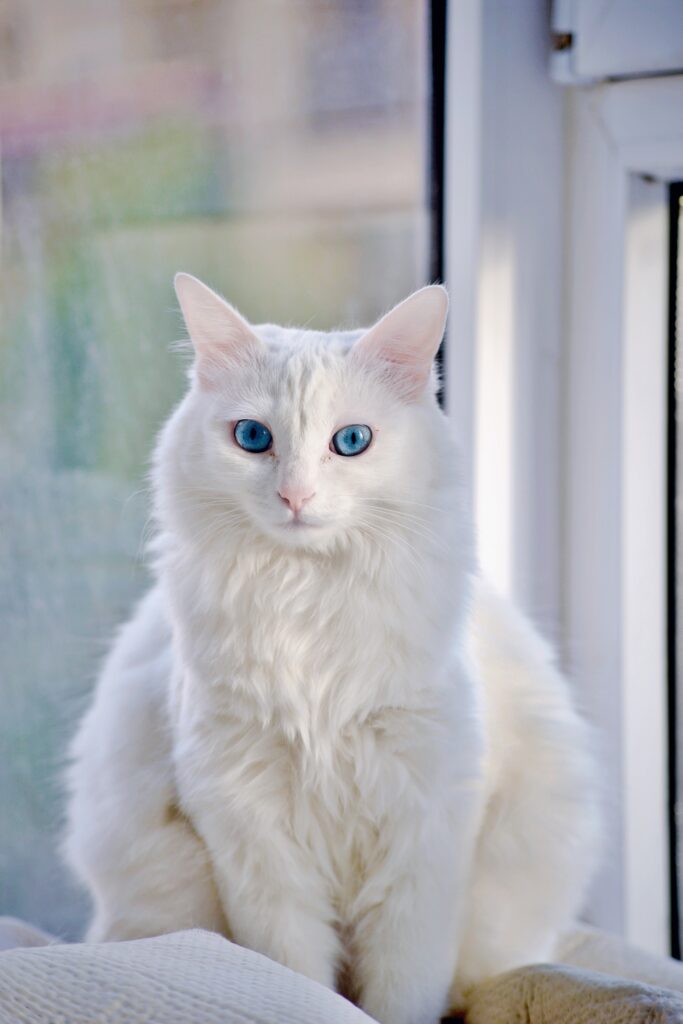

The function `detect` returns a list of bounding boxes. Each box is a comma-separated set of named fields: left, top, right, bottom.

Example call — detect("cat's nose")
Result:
left=278, top=487, right=315, bottom=514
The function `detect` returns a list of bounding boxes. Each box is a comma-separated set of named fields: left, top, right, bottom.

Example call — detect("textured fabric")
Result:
left=2, top=918, right=683, bottom=1023
left=0, top=926, right=372, bottom=1024
left=465, top=963, right=683, bottom=1024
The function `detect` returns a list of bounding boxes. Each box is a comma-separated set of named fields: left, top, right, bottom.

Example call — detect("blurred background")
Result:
left=2, top=0, right=683, bottom=965
left=0, top=0, right=428, bottom=939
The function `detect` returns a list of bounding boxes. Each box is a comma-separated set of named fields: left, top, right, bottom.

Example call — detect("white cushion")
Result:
left=0, top=926, right=373, bottom=1024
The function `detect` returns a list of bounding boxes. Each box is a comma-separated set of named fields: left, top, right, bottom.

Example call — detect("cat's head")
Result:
left=159, top=273, right=451, bottom=552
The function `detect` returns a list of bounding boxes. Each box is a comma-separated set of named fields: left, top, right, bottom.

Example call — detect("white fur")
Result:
left=64, top=278, right=601, bottom=1024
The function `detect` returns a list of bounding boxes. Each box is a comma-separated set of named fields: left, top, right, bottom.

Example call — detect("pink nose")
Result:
left=278, top=488, right=315, bottom=514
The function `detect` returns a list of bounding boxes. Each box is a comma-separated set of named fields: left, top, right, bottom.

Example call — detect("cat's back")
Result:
left=64, top=585, right=229, bottom=940
left=83, top=584, right=173, bottom=737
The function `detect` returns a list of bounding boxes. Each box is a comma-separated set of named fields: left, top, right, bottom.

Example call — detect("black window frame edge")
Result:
left=429, top=0, right=447, bottom=406
left=668, top=181, right=683, bottom=959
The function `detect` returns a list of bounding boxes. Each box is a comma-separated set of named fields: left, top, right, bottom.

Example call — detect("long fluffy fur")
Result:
left=64, top=282, right=601, bottom=1024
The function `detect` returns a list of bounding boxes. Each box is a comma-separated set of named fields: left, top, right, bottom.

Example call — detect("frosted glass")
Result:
left=0, top=0, right=428, bottom=938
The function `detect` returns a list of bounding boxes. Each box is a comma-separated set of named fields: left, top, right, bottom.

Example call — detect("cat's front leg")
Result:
left=206, top=825, right=340, bottom=988
left=175, top=723, right=340, bottom=989
left=351, top=791, right=482, bottom=1024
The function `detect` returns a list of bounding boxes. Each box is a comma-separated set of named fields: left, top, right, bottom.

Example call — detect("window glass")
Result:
left=0, top=0, right=429, bottom=938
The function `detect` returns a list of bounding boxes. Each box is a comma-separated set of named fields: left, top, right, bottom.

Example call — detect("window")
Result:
left=0, top=0, right=433, bottom=939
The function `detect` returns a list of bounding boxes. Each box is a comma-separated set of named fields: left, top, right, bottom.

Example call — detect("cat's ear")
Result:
left=174, top=273, right=263, bottom=388
left=352, top=286, right=448, bottom=400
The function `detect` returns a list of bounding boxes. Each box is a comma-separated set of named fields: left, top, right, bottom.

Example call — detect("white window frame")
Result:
left=551, top=0, right=683, bottom=83
left=445, top=0, right=683, bottom=955
left=564, top=75, right=683, bottom=954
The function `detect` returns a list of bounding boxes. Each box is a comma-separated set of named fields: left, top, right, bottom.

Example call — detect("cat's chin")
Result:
left=276, top=527, right=336, bottom=551
left=258, top=518, right=340, bottom=552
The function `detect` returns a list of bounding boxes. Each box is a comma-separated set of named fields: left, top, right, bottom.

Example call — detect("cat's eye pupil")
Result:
left=332, top=424, right=372, bottom=457
left=234, top=419, right=272, bottom=453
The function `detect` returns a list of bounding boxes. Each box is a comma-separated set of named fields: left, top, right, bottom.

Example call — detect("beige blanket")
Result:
left=1, top=917, right=683, bottom=1023
left=466, top=963, right=683, bottom=1023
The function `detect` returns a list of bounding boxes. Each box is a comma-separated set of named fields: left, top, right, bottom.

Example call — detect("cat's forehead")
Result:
left=252, top=323, right=365, bottom=354
left=253, top=324, right=366, bottom=389
left=242, top=324, right=370, bottom=422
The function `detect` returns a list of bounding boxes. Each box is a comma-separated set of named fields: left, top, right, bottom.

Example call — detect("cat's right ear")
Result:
left=174, top=273, right=263, bottom=388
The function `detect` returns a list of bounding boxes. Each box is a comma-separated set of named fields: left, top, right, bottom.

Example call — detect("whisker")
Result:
left=360, top=506, right=448, bottom=551
left=364, top=496, right=448, bottom=515
left=357, top=516, right=426, bottom=579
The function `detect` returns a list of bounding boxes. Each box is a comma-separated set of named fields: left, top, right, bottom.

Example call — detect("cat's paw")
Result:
left=359, top=982, right=448, bottom=1024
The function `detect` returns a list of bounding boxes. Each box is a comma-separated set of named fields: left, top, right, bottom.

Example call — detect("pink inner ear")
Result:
left=174, top=273, right=263, bottom=389
left=353, top=286, right=448, bottom=400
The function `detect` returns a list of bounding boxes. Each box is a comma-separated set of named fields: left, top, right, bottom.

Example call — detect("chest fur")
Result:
left=167, top=540, right=482, bottom=912
left=171, top=538, right=457, bottom=733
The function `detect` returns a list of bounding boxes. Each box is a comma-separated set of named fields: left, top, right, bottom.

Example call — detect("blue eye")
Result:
left=331, top=424, right=372, bottom=457
left=234, top=419, right=273, bottom=453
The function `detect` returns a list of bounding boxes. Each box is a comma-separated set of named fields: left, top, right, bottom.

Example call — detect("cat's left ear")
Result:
left=352, top=285, right=448, bottom=400
left=174, top=272, right=264, bottom=388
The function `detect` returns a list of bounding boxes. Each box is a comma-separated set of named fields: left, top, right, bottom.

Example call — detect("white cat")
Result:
left=64, top=275, right=601, bottom=1024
